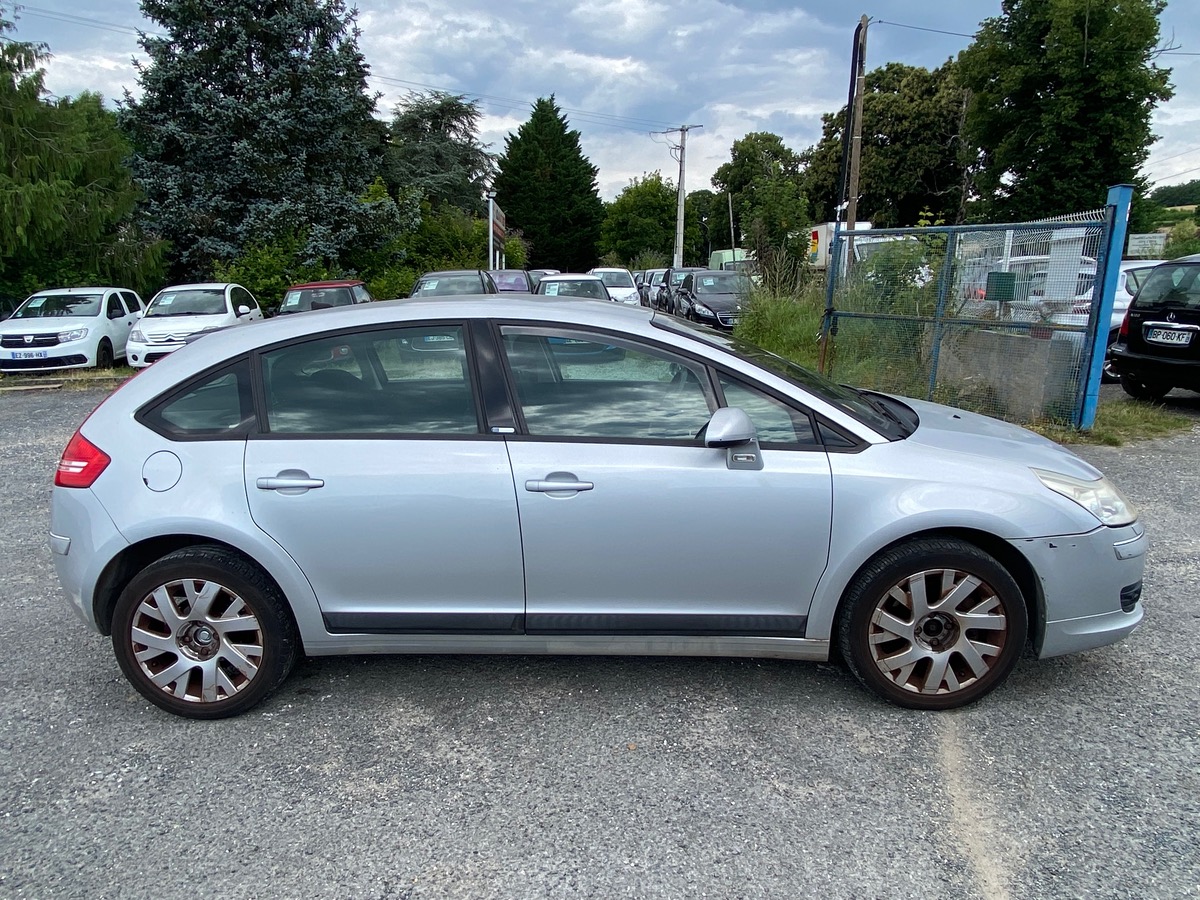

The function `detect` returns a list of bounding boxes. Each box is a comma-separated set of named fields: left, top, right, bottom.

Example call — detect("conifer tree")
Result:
left=492, top=97, right=604, bottom=272
left=121, top=0, right=411, bottom=279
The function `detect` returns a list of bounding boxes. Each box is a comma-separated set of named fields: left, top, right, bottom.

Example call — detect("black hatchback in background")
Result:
left=1109, top=256, right=1200, bottom=400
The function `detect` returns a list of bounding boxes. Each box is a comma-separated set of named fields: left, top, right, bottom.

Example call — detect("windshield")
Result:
left=13, top=293, right=102, bottom=318
left=653, top=316, right=911, bottom=439
left=538, top=279, right=608, bottom=300
left=279, top=287, right=354, bottom=313
left=1131, top=263, right=1200, bottom=310
left=695, top=274, right=749, bottom=295
left=412, top=275, right=483, bottom=296
left=146, top=289, right=229, bottom=317
left=596, top=271, right=635, bottom=289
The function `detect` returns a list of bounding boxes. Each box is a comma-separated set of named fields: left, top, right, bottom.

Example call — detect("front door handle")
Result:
left=256, top=470, right=325, bottom=494
left=525, top=478, right=594, bottom=493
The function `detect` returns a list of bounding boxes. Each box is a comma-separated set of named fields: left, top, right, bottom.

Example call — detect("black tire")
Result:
left=1119, top=373, right=1171, bottom=401
left=1101, top=331, right=1119, bottom=384
left=836, top=538, right=1027, bottom=710
left=112, top=545, right=298, bottom=719
left=95, top=339, right=114, bottom=369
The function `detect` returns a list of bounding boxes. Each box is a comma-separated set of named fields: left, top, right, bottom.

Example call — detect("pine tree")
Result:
left=121, top=0, right=411, bottom=280
left=385, top=91, right=494, bottom=215
left=492, top=97, right=604, bottom=272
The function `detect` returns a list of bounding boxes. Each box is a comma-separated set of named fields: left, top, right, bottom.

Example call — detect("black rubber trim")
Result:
left=323, top=612, right=525, bottom=634
left=525, top=613, right=808, bottom=637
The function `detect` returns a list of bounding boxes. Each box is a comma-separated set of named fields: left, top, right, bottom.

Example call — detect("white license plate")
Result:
left=10, top=349, right=48, bottom=359
left=1146, top=327, right=1192, bottom=346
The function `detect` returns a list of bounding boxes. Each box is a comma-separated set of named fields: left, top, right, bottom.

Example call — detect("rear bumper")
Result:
left=49, top=486, right=130, bottom=633
left=1109, top=345, right=1200, bottom=388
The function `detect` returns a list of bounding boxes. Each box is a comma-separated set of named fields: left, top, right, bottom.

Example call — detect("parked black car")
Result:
left=1109, top=257, right=1200, bottom=400
left=0, top=294, right=21, bottom=321
left=673, top=270, right=752, bottom=329
left=654, top=266, right=705, bottom=313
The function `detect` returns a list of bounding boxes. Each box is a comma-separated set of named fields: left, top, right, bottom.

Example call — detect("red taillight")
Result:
left=55, top=430, right=111, bottom=488
left=1118, top=309, right=1130, bottom=340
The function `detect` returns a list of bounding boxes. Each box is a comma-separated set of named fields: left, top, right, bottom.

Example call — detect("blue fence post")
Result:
left=1077, top=184, right=1135, bottom=429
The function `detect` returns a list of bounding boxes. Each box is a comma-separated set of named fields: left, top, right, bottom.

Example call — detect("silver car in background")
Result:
left=49, top=297, right=1145, bottom=718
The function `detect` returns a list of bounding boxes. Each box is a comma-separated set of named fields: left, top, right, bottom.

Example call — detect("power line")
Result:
left=874, top=17, right=1199, bottom=55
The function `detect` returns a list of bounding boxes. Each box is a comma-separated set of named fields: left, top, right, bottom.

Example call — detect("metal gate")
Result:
left=819, top=185, right=1133, bottom=428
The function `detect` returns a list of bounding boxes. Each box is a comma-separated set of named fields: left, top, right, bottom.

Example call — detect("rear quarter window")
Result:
left=139, top=359, right=255, bottom=439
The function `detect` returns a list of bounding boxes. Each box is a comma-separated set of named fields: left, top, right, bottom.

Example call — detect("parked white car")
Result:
left=0, top=286, right=144, bottom=373
left=127, top=283, right=263, bottom=367
left=587, top=267, right=640, bottom=305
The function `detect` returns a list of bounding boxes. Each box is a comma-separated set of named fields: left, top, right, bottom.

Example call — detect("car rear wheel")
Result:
left=837, top=538, right=1027, bottom=710
left=1119, top=373, right=1171, bottom=401
left=95, top=339, right=113, bottom=369
left=1101, top=330, right=1120, bottom=384
left=112, top=546, right=298, bottom=719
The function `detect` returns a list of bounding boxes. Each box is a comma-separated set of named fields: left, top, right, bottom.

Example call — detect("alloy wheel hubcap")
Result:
left=868, top=567, right=1008, bottom=695
left=129, top=578, right=264, bottom=703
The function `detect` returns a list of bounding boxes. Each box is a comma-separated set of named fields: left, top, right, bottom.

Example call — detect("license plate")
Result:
left=10, top=350, right=48, bottom=359
left=1146, top=327, right=1192, bottom=346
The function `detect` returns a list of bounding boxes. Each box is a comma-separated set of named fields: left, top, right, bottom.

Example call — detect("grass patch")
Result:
left=1029, top=399, right=1194, bottom=446
left=0, top=366, right=135, bottom=390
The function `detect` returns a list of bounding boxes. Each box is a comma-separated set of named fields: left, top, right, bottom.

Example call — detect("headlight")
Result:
left=1033, top=469, right=1137, bottom=526
left=59, top=328, right=89, bottom=342
left=694, top=304, right=716, bottom=318
left=130, top=329, right=146, bottom=342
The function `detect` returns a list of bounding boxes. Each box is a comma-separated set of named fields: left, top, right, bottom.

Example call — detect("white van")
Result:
left=708, top=248, right=751, bottom=270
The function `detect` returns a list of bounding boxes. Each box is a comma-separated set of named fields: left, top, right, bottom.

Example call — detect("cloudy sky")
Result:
left=8, top=0, right=1200, bottom=202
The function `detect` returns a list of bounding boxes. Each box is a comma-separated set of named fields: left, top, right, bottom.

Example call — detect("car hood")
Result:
left=138, top=312, right=232, bottom=338
left=901, top=397, right=1101, bottom=480
left=693, top=292, right=743, bottom=313
left=0, top=315, right=99, bottom=334
left=607, top=287, right=639, bottom=302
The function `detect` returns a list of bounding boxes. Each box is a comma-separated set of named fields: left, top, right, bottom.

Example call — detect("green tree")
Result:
left=121, top=0, right=415, bottom=280
left=492, top=96, right=605, bottom=271
left=800, top=61, right=969, bottom=227
left=712, top=132, right=809, bottom=248
left=384, top=91, right=494, bottom=214
left=1150, top=179, right=1200, bottom=208
left=686, top=189, right=732, bottom=266
left=599, top=172, right=676, bottom=264
left=957, top=0, right=1172, bottom=225
left=0, top=10, right=164, bottom=295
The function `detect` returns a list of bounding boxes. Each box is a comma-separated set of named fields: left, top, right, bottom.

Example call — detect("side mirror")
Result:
left=704, top=407, right=763, bottom=470
left=236, top=304, right=251, bottom=317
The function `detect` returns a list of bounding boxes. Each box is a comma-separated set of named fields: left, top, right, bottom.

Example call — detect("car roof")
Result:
left=419, top=270, right=485, bottom=278
left=28, top=286, right=126, bottom=295
left=287, top=280, right=364, bottom=290
left=540, top=273, right=603, bottom=281
left=155, top=283, right=236, bottom=292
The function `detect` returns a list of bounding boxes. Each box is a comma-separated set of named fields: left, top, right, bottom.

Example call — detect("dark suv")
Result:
left=1109, top=257, right=1200, bottom=400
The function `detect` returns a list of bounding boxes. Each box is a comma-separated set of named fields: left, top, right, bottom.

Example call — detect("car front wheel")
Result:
left=112, top=546, right=298, bottom=719
left=837, top=538, right=1027, bottom=710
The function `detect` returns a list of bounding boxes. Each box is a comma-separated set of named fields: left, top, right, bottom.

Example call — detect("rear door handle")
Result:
left=256, top=470, right=325, bottom=494
left=525, top=479, right=593, bottom=493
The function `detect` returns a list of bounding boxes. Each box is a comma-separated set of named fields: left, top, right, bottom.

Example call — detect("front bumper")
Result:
left=127, top=339, right=184, bottom=368
left=1016, top=521, right=1147, bottom=658
left=0, top=337, right=95, bottom=372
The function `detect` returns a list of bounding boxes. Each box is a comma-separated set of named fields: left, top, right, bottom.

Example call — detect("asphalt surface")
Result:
left=1, top=385, right=1198, bottom=899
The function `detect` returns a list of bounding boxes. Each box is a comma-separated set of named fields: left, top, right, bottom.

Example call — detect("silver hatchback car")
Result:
left=49, top=298, right=1146, bottom=718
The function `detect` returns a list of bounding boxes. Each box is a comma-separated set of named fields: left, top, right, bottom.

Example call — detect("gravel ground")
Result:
left=1, top=384, right=1198, bottom=900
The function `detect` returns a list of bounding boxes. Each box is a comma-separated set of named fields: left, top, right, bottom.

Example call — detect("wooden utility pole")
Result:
left=845, top=15, right=869, bottom=276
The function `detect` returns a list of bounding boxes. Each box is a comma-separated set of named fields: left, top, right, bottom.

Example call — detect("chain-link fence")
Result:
left=819, top=209, right=1121, bottom=427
